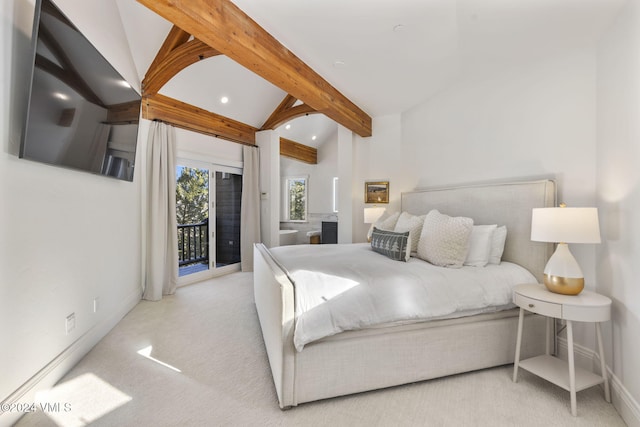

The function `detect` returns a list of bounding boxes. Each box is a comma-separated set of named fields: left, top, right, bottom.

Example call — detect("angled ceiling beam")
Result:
left=261, top=95, right=317, bottom=130
left=147, top=25, right=191, bottom=76
left=137, top=0, right=372, bottom=137
left=143, top=93, right=258, bottom=146
left=143, top=25, right=223, bottom=95
left=280, top=137, right=317, bottom=164
left=143, top=38, right=222, bottom=95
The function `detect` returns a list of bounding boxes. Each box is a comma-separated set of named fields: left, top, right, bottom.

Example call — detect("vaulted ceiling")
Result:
left=115, top=0, right=626, bottom=148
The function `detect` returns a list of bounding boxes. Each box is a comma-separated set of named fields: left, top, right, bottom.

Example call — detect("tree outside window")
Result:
left=285, top=176, right=307, bottom=221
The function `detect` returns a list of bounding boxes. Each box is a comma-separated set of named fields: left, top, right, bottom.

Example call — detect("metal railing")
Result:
left=177, top=219, right=208, bottom=266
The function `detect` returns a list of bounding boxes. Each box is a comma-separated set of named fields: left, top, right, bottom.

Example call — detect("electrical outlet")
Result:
left=93, top=297, right=99, bottom=313
left=65, top=313, right=76, bottom=334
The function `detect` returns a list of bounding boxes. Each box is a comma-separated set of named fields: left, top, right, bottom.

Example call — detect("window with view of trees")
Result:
left=284, top=176, right=307, bottom=222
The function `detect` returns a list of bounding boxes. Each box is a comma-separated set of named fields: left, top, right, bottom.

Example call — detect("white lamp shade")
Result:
left=531, top=207, right=601, bottom=244
left=364, top=207, right=386, bottom=224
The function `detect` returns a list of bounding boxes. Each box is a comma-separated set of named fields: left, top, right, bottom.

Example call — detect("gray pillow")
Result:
left=371, top=227, right=411, bottom=262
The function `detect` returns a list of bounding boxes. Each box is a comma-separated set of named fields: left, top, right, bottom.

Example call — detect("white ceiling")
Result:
left=116, top=0, right=626, bottom=147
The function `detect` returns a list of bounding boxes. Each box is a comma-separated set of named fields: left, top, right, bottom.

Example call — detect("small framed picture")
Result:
left=365, top=181, right=389, bottom=204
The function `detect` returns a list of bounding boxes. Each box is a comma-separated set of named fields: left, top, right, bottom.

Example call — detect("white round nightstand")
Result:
left=512, top=283, right=612, bottom=417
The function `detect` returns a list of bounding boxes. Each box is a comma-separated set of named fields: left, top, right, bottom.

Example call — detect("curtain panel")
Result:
left=240, top=145, right=261, bottom=272
left=143, top=121, right=178, bottom=300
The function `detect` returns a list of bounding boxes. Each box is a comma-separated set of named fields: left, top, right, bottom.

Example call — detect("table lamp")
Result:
left=364, top=207, right=386, bottom=225
left=531, top=204, right=601, bottom=295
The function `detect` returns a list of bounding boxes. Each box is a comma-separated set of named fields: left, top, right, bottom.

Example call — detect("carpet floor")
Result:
left=16, top=272, right=626, bottom=426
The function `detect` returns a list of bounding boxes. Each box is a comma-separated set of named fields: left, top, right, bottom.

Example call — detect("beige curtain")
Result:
left=143, top=121, right=177, bottom=300
left=240, top=145, right=261, bottom=272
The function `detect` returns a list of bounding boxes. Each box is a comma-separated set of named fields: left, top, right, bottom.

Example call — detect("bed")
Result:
left=253, top=179, right=556, bottom=408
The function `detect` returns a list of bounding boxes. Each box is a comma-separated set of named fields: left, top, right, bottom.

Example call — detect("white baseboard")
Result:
left=557, top=337, right=640, bottom=427
left=0, top=289, right=140, bottom=427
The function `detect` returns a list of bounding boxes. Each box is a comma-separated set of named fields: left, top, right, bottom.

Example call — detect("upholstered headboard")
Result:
left=401, top=179, right=556, bottom=282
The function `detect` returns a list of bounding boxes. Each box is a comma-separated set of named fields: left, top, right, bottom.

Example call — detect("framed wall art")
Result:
left=364, top=181, right=389, bottom=204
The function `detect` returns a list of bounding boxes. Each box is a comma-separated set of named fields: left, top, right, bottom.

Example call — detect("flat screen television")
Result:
left=20, top=0, right=142, bottom=182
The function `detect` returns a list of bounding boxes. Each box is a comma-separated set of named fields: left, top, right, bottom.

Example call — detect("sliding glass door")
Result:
left=176, top=159, right=242, bottom=282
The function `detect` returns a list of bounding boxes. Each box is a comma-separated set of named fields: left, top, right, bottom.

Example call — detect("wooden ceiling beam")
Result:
left=262, top=102, right=317, bottom=130
left=136, top=0, right=372, bottom=137
left=147, top=25, right=191, bottom=76
left=261, top=94, right=296, bottom=130
left=280, top=137, right=317, bottom=164
left=142, top=93, right=257, bottom=146
left=143, top=38, right=222, bottom=95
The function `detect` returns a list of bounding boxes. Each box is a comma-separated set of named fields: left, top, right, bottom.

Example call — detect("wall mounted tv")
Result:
left=20, top=0, right=142, bottom=182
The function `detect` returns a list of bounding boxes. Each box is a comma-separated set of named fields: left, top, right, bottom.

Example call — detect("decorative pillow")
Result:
left=417, top=210, right=473, bottom=268
left=464, top=224, right=498, bottom=267
left=394, top=211, right=426, bottom=253
left=488, top=225, right=508, bottom=265
left=371, top=227, right=411, bottom=262
left=367, top=211, right=400, bottom=241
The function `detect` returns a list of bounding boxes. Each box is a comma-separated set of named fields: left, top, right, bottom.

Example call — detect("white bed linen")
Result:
left=269, top=243, right=537, bottom=351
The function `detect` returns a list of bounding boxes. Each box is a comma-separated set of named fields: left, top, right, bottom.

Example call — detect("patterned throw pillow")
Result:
left=417, top=210, right=473, bottom=268
left=371, top=227, right=411, bottom=262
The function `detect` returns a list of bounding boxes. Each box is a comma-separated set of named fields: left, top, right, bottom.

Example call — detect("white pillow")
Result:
left=417, top=210, right=473, bottom=268
left=488, top=225, right=507, bottom=265
left=367, top=211, right=400, bottom=241
left=394, top=211, right=425, bottom=253
left=464, top=224, right=497, bottom=267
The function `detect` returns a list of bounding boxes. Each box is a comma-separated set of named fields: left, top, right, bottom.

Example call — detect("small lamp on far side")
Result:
left=364, top=207, right=386, bottom=225
left=531, top=204, right=601, bottom=295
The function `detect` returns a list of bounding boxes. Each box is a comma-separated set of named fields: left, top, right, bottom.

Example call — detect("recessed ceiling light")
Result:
left=119, top=80, right=131, bottom=88
left=53, top=92, right=69, bottom=100
left=333, top=60, right=346, bottom=68
left=285, top=124, right=291, bottom=130
left=393, top=24, right=406, bottom=33
left=220, top=96, right=229, bottom=104
left=311, top=135, right=317, bottom=141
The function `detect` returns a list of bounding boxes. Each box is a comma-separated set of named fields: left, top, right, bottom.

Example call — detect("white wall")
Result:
left=597, top=0, right=640, bottom=423
left=1, top=0, right=142, bottom=423
left=402, top=49, right=599, bottom=284
left=350, top=47, right=603, bottom=370
left=280, top=130, right=338, bottom=215
left=352, top=114, right=406, bottom=243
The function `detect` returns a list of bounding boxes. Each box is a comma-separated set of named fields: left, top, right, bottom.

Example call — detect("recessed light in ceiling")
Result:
left=53, top=92, right=69, bottom=100
left=220, top=96, right=229, bottom=104
left=285, top=124, right=291, bottom=130
left=393, top=24, right=406, bottom=33
left=311, top=135, right=317, bottom=141
left=119, top=80, right=131, bottom=88
left=333, top=60, right=346, bottom=68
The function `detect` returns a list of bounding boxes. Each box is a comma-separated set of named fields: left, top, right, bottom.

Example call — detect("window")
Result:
left=284, top=176, right=308, bottom=222
left=333, top=177, right=339, bottom=213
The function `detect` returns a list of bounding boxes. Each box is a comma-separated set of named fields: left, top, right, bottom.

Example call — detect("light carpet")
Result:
left=16, top=272, right=626, bottom=426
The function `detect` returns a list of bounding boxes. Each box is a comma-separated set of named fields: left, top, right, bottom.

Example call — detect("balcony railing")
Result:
left=178, top=220, right=209, bottom=267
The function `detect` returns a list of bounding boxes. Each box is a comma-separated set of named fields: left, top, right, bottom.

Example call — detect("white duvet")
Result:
left=269, top=243, right=537, bottom=351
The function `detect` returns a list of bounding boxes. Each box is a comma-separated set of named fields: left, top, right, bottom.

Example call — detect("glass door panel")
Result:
left=215, top=171, right=242, bottom=267
left=176, top=165, right=210, bottom=277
